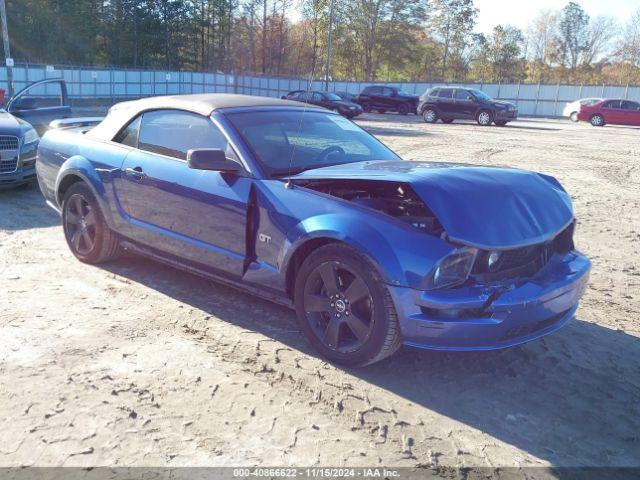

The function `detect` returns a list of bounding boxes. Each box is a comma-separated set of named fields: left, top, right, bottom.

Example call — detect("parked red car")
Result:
left=577, top=99, right=640, bottom=127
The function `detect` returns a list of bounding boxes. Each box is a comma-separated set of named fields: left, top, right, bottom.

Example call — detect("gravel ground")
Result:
left=1, top=115, right=639, bottom=470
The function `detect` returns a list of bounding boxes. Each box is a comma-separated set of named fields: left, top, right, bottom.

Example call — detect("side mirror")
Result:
left=187, top=149, right=243, bottom=174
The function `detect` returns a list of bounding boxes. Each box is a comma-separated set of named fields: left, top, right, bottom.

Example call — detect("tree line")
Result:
left=5, top=0, right=640, bottom=85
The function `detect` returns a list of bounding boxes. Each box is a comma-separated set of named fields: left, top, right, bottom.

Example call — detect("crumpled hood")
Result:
left=292, top=161, right=574, bottom=249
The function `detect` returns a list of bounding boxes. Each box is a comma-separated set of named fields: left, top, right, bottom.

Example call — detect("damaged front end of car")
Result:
left=290, top=164, right=591, bottom=351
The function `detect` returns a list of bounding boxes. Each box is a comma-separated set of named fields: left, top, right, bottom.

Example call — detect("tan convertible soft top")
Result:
left=87, top=93, right=314, bottom=141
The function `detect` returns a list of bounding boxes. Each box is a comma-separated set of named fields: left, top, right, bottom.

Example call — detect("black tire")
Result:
left=570, top=112, right=579, bottom=122
left=377, top=109, right=386, bottom=114
left=397, top=103, right=409, bottom=115
left=62, top=182, right=121, bottom=264
left=362, top=103, right=372, bottom=113
left=442, top=119, right=454, bottom=124
left=590, top=114, right=605, bottom=127
left=495, top=120, right=508, bottom=126
left=294, top=243, right=401, bottom=367
left=476, top=110, right=493, bottom=126
left=422, top=107, right=438, bottom=123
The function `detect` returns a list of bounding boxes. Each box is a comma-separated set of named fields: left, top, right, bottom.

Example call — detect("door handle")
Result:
left=124, top=167, right=147, bottom=179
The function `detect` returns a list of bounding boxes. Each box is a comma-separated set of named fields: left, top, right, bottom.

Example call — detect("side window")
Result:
left=429, top=89, right=439, bottom=97
left=438, top=88, right=454, bottom=98
left=382, top=87, right=394, bottom=96
left=138, top=110, right=231, bottom=161
left=604, top=100, right=621, bottom=109
left=455, top=89, right=472, bottom=101
left=368, top=86, right=382, bottom=95
left=622, top=101, right=640, bottom=111
left=113, top=115, right=141, bottom=147
left=288, top=91, right=301, bottom=99
left=312, top=92, right=324, bottom=102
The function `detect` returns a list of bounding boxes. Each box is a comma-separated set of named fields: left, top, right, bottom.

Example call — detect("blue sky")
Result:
left=475, top=0, right=640, bottom=33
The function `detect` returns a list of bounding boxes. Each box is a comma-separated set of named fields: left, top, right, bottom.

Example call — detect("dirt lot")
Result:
left=1, top=116, right=639, bottom=470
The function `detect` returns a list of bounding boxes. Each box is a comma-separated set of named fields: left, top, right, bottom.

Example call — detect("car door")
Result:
left=435, top=88, right=455, bottom=117
left=112, top=109, right=251, bottom=277
left=621, top=101, right=640, bottom=126
left=381, top=87, right=396, bottom=110
left=454, top=88, right=475, bottom=119
left=6, top=79, right=72, bottom=134
left=601, top=100, right=623, bottom=125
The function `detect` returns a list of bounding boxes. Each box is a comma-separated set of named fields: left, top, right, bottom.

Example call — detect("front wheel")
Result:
left=570, top=112, right=579, bottom=122
left=477, top=110, right=493, bottom=126
left=590, top=114, right=605, bottom=127
left=422, top=107, right=438, bottom=123
left=294, top=244, right=401, bottom=367
left=62, top=182, right=121, bottom=264
left=362, top=103, right=372, bottom=113
left=397, top=103, right=409, bottom=115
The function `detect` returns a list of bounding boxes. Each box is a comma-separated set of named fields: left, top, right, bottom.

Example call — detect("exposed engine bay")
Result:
left=294, top=179, right=444, bottom=235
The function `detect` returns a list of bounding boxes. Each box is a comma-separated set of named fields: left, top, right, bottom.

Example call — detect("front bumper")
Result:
left=389, top=251, right=590, bottom=351
left=0, top=165, right=37, bottom=189
left=495, top=109, right=518, bottom=121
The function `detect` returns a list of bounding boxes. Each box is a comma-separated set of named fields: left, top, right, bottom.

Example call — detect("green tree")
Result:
left=555, top=1, right=590, bottom=70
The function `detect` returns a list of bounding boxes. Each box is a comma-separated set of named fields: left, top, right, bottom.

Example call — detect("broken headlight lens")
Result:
left=428, top=247, right=478, bottom=289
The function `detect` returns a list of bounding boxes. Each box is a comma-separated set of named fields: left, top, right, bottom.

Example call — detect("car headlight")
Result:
left=427, top=247, right=478, bottom=289
left=23, top=128, right=39, bottom=145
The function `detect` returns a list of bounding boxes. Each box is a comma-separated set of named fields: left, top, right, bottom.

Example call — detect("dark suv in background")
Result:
left=355, top=86, right=419, bottom=115
left=419, top=87, right=518, bottom=126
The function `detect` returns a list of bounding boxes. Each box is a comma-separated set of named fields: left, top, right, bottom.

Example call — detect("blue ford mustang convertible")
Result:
left=36, top=94, right=591, bottom=366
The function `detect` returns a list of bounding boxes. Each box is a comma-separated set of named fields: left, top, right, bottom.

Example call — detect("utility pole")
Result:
left=324, top=0, right=334, bottom=91
left=0, top=0, right=12, bottom=98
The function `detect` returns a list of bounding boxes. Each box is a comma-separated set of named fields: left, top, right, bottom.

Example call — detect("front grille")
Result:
left=472, top=222, right=575, bottom=282
left=0, top=136, right=19, bottom=150
left=0, top=157, right=18, bottom=173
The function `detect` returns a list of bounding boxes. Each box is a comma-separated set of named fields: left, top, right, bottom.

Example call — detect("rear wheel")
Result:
left=477, top=110, right=493, bottom=126
left=294, top=244, right=401, bottom=367
left=422, top=107, right=438, bottom=123
left=397, top=103, right=409, bottom=115
left=62, top=182, right=121, bottom=264
left=362, top=103, right=372, bottom=113
left=590, top=114, right=605, bottom=127
left=495, top=120, right=508, bottom=126
left=570, top=111, right=579, bottom=122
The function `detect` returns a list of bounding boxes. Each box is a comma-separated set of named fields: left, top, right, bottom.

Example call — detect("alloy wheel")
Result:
left=64, top=194, right=97, bottom=256
left=478, top=111, right=492, bottom=125
left=423, top=109, right=437, bottom=123
left=303, top=261, right=375, bottom=353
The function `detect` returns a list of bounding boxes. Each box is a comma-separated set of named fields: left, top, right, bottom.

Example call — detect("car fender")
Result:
left=55, top=156, right=113, bottom=224
left=282, top=213, right=454, bottom=289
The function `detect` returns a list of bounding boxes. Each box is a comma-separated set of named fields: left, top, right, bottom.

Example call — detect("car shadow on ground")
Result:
left=104, top=254, right=640, bottom=467
left=363, top=126, right=427, bottom=137
left=0, top=188, right=60, bottom=231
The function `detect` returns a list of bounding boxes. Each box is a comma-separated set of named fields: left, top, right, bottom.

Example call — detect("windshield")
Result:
left=470, top=90, right=492, bottom=101
left=226, top=110, right=400, bottom=177
left=325, top=93, right=342, bottom=101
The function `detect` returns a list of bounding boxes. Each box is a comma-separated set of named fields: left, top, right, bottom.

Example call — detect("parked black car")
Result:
left=335, top=91, right=356, bottom=102
left=418, top=86, right=518, bottom=126
left=354, top=86, right=419, bottom=115
left=281, top=90, right=363, bottom=118
left=0, top=78, right=71, bottom=189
